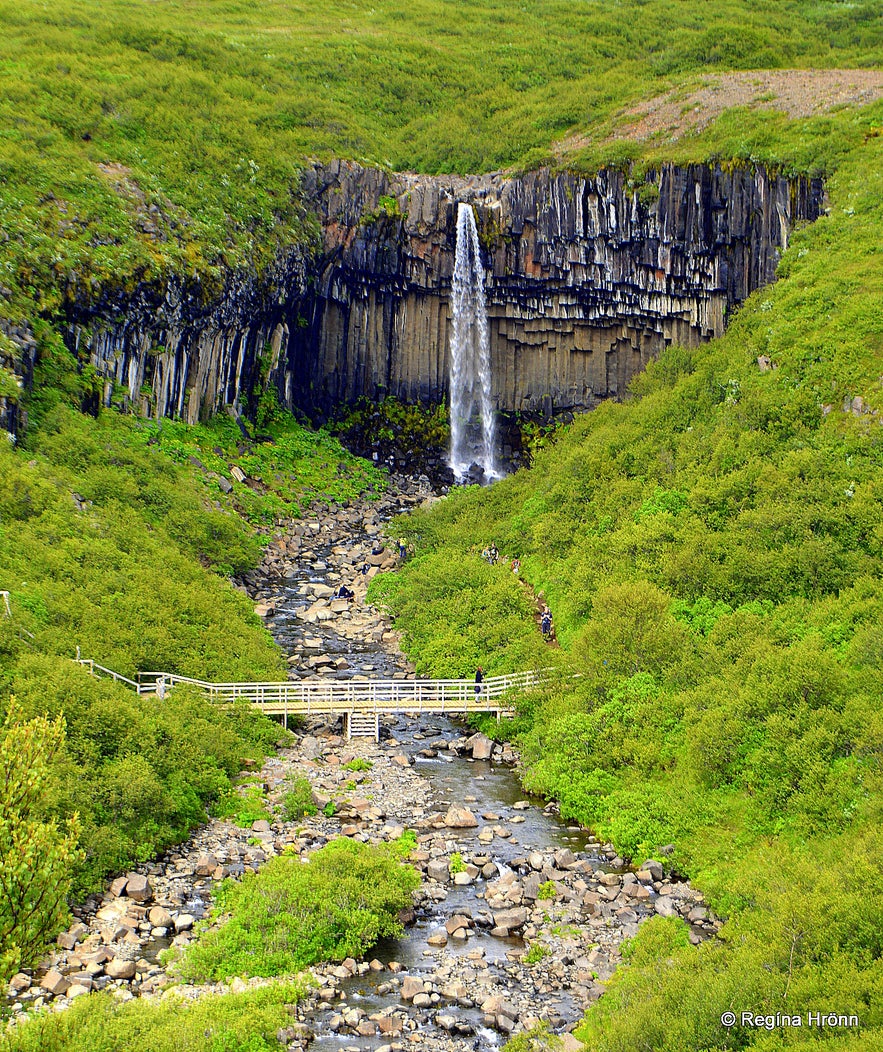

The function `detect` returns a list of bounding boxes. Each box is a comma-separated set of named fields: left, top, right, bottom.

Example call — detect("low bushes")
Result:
left=280, top=777, right=318, bottom=820
left=6, top=665, right=280, bottom=899
left=0, top=981, right=309, bottom=1052
left=180, top=839, right=419, bottom=980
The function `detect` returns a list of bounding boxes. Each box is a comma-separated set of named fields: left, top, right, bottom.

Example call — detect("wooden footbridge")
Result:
left=75, top=655, right=544, bottom=740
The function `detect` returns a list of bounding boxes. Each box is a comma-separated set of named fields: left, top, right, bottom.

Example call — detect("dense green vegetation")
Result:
left=384, top=130, right=883, bottom=1047
left=0, top=345, right=383, bottom=964
left=179, top=839, right=420, bottom=981
left=0, top=981, right=309, bottom=1052
left=368, top=549, right=547, bottom=677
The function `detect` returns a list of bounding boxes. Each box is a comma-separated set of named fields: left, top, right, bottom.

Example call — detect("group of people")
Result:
left=480, top=543, right=500, bottom=565
left=478, top=543, right=554, bottom=641
left=481, top=543, right=521, bottom=578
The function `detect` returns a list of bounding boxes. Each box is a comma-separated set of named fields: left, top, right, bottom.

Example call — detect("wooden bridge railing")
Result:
left=74, top=657, right=547, bottom=718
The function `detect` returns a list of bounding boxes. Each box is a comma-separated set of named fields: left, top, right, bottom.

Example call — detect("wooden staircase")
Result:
left=343, top=711, right=381, bottom=740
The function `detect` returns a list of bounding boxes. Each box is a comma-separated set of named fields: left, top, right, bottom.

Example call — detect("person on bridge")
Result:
left=475, top=667, right=484, bottom=695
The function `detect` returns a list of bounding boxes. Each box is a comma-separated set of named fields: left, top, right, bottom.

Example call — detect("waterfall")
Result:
left=448, top=202, right=500, bottom=481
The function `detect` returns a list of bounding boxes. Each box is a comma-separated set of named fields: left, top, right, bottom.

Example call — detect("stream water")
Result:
left=256, top=500, right=638, bottom=1049
left=301, top=714, right=607, bottom=1051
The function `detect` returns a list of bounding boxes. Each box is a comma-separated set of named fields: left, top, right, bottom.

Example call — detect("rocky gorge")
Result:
left=4, top=476, right=718, bottom=1049
left=2, top=160, right=824, bottom=440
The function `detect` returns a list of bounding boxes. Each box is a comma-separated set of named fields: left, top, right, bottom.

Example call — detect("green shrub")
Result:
left=523, top=942, right=550, bottom=965
left=0, top=981, right=309, bottom=1052
left=343, top=758, right=373, bottom=772
left=391, top=828, right=418, bottom=857
left=536, top=880, right=557, bottom=900
left=281, top=777, right=318, bottom=820
left=180, top=839, right=420, bottom=980
left=212, top=783, right=270, bottom=829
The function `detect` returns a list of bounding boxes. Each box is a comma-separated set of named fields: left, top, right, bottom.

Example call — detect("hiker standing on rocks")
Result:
left=475, top=666, right=484, bottom=695
left=398, top=536, right=407, bottom=560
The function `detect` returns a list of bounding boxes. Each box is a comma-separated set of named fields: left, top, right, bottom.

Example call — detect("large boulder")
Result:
left=445, top=914, right=472, bottom=936
left=444, top=805, right=478, bottom=828
left=469, top=734, right=494, bottom=760
left=195, top=854, right=218, bottom=877
left=492, top=907, right=529, bottom=931
left=105, top=958, right=137, bottom=980
left=124, top=872, right=152, bottom=902
left=426, top=859, right=450, bottom=883
left=148, top=906, right=173, bottom=928
left=642, top=859, right=665, bottom=881
left=554, top=847, right=577, bottom=869
left=654, top=896, right=679, bottom=917
left=400, top=976, right=425, bottom=1002
left=523, top=873, right=541, bottom=901
left=39, top=969, right=69, bottom=996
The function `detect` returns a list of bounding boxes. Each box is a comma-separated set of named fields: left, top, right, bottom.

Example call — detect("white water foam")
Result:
left=448, top=202, right=500, bottom=481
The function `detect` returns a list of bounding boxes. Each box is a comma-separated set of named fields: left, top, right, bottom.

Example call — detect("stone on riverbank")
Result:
left=444, top=805, right=478, bottom=828
left=123, top=873, right=152, bottom=902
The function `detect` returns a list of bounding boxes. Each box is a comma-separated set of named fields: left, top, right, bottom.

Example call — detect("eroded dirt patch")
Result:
left=558, top=68, right=883, bottom=155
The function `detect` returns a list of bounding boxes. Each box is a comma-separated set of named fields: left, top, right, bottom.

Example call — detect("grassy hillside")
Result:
left=378, top=130, right=883, bottom=1047
left=1, top=0, right=882, bottom=333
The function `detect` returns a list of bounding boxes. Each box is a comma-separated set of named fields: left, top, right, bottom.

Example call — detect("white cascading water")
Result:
left=448, top=201, right=500, bottom=481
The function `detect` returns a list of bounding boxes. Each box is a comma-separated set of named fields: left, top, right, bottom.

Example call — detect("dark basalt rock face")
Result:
left=0, top=318, right=36, bottom=437
left=6, top=161, right=823, bottom=431
left=60, top=251, right=310, bottom=425
left=289, top=160, right=823, bottom=414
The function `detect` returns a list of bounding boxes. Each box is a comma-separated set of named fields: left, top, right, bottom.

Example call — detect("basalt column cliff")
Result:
left=54, top=161, right=823, bottom=427
left=288, top=161, right=824, bottom=415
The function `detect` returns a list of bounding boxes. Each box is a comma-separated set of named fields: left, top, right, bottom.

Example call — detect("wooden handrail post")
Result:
left=70, top=656, right=545, bottom=722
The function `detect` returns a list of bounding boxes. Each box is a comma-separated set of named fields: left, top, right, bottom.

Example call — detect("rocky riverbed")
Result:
left=4, top=475, right=720, bottom=1048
